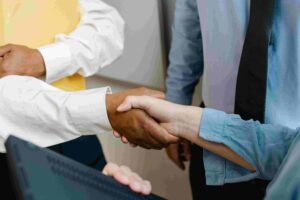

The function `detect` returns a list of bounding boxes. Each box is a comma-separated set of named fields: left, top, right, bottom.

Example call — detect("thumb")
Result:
left=0, top=44, right=13, bottom=57
left=160, top=123, right=179, bottom=138
left=117, top=96, right=150, bottom=112
left=116, top=96, right=136, bottom=112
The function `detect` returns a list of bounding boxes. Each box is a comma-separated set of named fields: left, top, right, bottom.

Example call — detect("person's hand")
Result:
left=117, top=96, right=258, bottom=172
left=117, top=95, right=202, bottom=142
left=0, top=44, right=46, bottom=78
left=166, top=141, right=191, bottom=170
left=117, top=95, right=193, bottom=169
left=102, top=162, right=152, bottom=195
left=106, top=88, right=179, bottom=149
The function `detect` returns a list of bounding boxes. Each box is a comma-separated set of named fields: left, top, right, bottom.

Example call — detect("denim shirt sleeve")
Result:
left=166, top=0, right=204, bottom=105
left=264, top=134, right=300, bottom=200
left=199, top=108, right=299, bottom=185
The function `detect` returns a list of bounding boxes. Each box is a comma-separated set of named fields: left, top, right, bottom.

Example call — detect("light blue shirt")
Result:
left=201, top=109, right=300, bottom=199
left=265, top=134, right=300, bottom=200
left=166, top=0, right=300, bottom=186
left=200, top=109, right=298, bottom=186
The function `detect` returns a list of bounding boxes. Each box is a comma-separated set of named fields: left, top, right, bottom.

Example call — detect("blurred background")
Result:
left=87, top=1, right=201, bottom=199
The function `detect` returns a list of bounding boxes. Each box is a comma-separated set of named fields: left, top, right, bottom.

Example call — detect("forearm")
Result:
left=177, top=106, right=255, bottom=171
left=0, top=75, right=111, bottom=152
left=198, top=108, right=299, bottom=179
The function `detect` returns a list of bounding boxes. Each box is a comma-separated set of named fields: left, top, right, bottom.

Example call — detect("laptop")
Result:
left=5, top=136, right=165, bottom=200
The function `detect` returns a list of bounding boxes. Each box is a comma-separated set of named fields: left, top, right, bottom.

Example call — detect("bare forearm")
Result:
left=117, top=95, right=256, bottom=171
left=178, top=106, right=256, bottom=171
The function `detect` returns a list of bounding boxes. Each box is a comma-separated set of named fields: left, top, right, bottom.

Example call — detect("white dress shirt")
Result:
left=38, top=0, right=125, bottom=84
left=0, top=0, right=124, bottom=152
left=0, top=75, right=112, bottom=153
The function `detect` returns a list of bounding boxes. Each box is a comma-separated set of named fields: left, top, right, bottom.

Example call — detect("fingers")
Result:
left=160, top=122, right=180, bottom=138
left=114, top=95, right=178, bottom=149
left=123, top=167, right=152, bottom=195
left=102, top=162, right=119, bottom=176
left=143, top=116, right=179, bottom=148
left=117, top=96, right=153, bottom=112
left=143, top=181, right=152, bottom=195
left=103, top=163, right=152, bottom=195
left=121, top=136, right=129, bottom=144
left=114, top=113, right=178, bottom=149
left=113, top=131, right=155, bottom=149
left=166, top=144, right=185, bottom=170
left=113, top=131, right=137, bottom=147
left=182, top=141, right=191, bottom=161
left=131, top=111, right=169, bottom=149
left=165, top=142, right=191, bottom=170
left=117, top=96, right=140, bottom=112
left=113, top=130, right=121, bottom=138
left=130, top=143, right=137, bottom=148
left=0, top=44, right=13, bottom=57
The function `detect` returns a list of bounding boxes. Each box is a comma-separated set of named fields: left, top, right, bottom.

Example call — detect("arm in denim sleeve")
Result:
left=200, top=108, right=299, bottom=184
left=166, top=0, right=203, bottom=105
left=264, top=134, right=300, bottom=200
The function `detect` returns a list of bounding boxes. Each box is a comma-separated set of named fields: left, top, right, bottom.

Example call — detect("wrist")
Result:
left=106, top=94, right=117, bottom=128
left=177, top=106, right=202, bottom=141
left=105, top=93, right=126, bottom=130
left=32, top=49, right=46, bottom=77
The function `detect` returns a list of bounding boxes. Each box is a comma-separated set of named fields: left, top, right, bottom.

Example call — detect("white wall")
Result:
left=99, top=0, right=166, bottom=89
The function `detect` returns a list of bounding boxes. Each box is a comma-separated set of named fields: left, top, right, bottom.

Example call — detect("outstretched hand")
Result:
left=103, top=162, right=152, bottom=195
left=116, top=96, right=257, bottom=172
left=106, top=88, right=179, bottom=150
left=0, top=44, right=46, bottom=78
left=116, top=96, right=202, bottom=142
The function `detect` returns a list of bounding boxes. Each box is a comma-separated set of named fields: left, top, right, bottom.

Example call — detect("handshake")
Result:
left=0, top=44, right=201, bottom=150
left=106, top=88, right=201, bottom=149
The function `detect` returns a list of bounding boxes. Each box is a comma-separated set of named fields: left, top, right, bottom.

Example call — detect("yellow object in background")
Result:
left=0, top=0, right=85, bottom=91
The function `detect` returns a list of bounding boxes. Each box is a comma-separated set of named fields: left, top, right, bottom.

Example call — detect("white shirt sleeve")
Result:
left=0, top=75, right=113, bottom=152
left=38, top=0, right=125, bottom=83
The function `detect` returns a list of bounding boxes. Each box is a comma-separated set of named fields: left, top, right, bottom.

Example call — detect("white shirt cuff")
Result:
left=66, top=87, right=113, bottom=135
left=38, top=42, right=72, bottom=83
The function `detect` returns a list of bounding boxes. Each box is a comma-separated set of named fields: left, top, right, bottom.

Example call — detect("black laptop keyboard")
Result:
left=5, top=136, right=165, bottom=200
left=47, top=154, right=150, bottom=200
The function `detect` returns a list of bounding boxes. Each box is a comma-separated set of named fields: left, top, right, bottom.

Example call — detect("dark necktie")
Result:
left=234, top=0, right=275, bottom=122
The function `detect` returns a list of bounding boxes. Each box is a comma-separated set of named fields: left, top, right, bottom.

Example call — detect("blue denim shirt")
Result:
left=166, top=0, right=300, bottom=185
left=201, top=109, right=300, bottom=198
left=265, top=134, right=300, bottom=200
left=200, top=109, right=298, bottom=185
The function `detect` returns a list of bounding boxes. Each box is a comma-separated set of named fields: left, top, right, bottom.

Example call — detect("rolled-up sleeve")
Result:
left=200, top=108, right=298, bottom=185
left=264, top=134, right=300, bottom=200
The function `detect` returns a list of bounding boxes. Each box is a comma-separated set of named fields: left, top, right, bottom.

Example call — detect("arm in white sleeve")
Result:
left=38, top=0, right=125, bottom=83
left=0, top=75, right=112, bottom=152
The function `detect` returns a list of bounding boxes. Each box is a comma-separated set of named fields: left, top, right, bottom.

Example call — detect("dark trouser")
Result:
left=48, top=135, right=107, bottom=170
left=189, top=144, right=269, bottom=200
left=1, top=135, right=106, bottom=198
